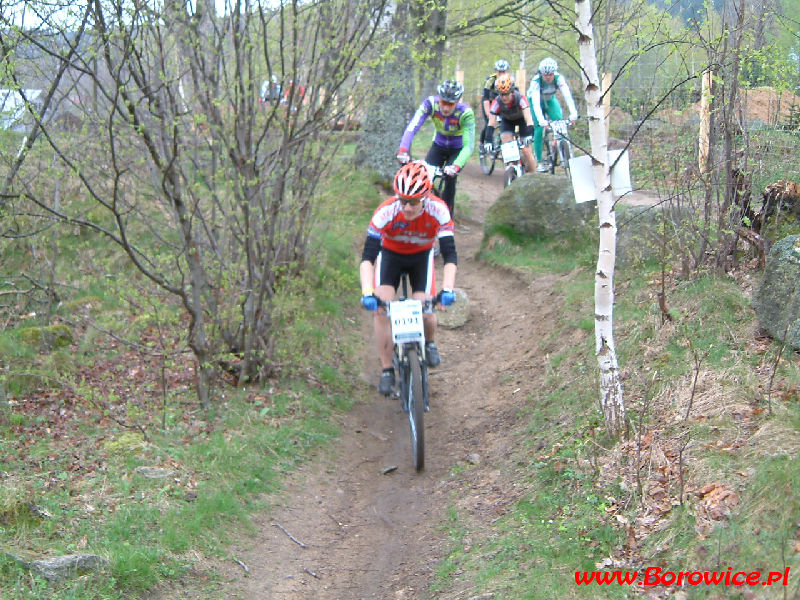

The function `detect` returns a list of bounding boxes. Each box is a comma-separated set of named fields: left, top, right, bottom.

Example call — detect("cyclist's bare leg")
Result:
left=374, top=284, right=396, bottom=369
left=412, top=290, right=437, bottom=343
left=521, top=145, right=536, bottom=173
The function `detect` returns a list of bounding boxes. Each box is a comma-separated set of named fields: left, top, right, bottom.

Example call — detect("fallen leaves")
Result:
left=694, top=481, right=741, bottom=521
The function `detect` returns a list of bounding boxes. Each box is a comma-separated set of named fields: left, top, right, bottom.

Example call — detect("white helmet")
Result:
left=538, top=57, right=558, bottom=74
left=493, top=59, right=510, bottom=72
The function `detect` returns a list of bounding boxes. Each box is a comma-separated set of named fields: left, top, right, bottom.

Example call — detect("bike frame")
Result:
left=423, top=163, right=447, bottom=199
left=500, top=134, right=526, bottom=188
left=479, top=116, right=503, bottom=176
left=543, top=119, right=575, bottom=176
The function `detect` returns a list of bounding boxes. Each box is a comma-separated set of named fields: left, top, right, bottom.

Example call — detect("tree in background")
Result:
left=355, top=2, right=416, bottom=181
left=0, top=0, right=388, bottom=407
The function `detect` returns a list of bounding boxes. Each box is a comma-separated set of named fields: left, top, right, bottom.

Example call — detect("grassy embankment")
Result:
left=432, top=123, right=800, bottom=599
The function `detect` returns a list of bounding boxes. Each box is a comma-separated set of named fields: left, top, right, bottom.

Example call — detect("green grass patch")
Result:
left=478, top=229, right=596, bottom=277
left=0, top=146, right=377, bottom=599
left=436, top=201, right=800, bottom=599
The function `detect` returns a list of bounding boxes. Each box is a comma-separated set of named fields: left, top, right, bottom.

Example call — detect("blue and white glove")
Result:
left=483, top=143, right=494, bottom=155
left=361, top=293, right=379, bottom=311
left=440, top=289, right=456, bottom=307
left=521, top=136, right=533, bottom=147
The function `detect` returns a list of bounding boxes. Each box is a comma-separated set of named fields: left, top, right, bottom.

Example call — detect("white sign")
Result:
left=569, top=149, right=632, bottom=204
left=389, top=299, right=425, bottom=344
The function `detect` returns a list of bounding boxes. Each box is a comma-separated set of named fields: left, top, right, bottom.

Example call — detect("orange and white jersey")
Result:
left=366, top=194, right=454, bottom=255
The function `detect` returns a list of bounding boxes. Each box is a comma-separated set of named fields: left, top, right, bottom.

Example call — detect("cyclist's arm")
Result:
left=398, top=97, right=433, bottom=155
left=439, top=234, right=457, bottom=267
left=527, top=79, right=546, bottom=125
left=519, top=96, right=535, bottom=129
left=441, top=260, right=457, bottom=292
left=360, top=233, right=380, bottom=286
left=482, top=76, right=494, bottom=117
left=557, top=75, right=579, bottom=120
left=452, top=109, right=476, bottom=169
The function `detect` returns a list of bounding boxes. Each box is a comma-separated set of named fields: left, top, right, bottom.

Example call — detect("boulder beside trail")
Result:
left=483, top=174, right=595, bottom=241
left=436, top=287, right=469, bottom=329
left=752, top=234, right=800, bottom=349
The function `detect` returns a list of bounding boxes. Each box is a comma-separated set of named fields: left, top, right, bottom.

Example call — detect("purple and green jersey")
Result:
left=398, top=95, right=476, bottom=169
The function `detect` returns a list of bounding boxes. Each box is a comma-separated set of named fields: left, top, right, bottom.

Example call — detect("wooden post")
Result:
left=602, top=72, right=611, bottom=139
left=456, top=70, right=464, bottom=84
left=516, top=69, right=527, bottom=92
left=698, top=70, right=712, bottom=174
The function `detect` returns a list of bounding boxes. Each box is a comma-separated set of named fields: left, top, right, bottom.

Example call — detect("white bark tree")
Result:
left=575, top=0, right=625, bottom=435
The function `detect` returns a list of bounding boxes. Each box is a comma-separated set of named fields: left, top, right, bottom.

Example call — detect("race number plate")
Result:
left=389, top=299, right=425, bottom=344
left=500, top=140, right=520, bottom=163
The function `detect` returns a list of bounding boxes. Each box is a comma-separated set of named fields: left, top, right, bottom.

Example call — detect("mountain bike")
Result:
left=541, top=119, right=576, bottom=178
left=500, top=134, right=527, bottom=188
left=479, top=117, right=503, bottom=175
left=378, top=277, right=443, bottom=472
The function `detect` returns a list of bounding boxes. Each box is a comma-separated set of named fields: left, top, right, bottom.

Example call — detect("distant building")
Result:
left=0, top=89, right=43, bottom=132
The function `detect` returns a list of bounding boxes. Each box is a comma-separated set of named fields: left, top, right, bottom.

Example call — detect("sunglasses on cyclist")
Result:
left=439, top=100, right=456, bottom=108
left=398, top=196, right=422, bottom=206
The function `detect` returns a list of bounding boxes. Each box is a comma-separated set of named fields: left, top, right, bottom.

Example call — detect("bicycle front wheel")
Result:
left=504, top=165, right=518, bottom=188
left=480, top=149, right=496, bottom=175
left=406, top=347, right=425, bottom=471
left=559, top=140, right=572, bottom=178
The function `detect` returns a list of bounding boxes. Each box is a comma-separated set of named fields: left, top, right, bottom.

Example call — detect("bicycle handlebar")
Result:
left=376, top=289, right=444, bottom=311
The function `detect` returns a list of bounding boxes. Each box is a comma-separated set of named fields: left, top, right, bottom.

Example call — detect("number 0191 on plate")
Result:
left=389, top=299, right=425, bottom=344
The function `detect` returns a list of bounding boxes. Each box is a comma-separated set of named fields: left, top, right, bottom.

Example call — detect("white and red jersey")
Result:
left=366, top=194, right=454, bottom=254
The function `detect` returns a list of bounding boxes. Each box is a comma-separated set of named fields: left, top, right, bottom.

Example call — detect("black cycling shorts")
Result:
left=500, top=116, right=527, bottom=135
left=375, top=247, right=436, bottom=296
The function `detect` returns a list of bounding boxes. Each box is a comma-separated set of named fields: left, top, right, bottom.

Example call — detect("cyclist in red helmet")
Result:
left=359, top=161, right=458, bottom=395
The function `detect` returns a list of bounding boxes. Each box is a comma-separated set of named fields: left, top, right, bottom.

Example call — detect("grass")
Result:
left=0, top=143, right=381, bottom=599
left=433, top=187, right=800, bottom=598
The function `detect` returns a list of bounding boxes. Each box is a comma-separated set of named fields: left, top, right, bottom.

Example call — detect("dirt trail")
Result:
left=196, top=161, right=559, bottom=600
left=162, top=163, right=656, bottom=599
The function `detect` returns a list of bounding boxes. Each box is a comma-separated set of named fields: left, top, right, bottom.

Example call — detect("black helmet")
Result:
left=437, top=80, right=464, bottom=103
left=493, top=59, right=510, bottom=72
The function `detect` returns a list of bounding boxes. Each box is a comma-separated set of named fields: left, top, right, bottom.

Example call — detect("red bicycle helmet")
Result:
left=393, top=161, right=432, bottom=199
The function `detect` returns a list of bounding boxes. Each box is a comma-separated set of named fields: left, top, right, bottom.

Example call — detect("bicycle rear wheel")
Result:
left=406, top=347, right=425, bottom=471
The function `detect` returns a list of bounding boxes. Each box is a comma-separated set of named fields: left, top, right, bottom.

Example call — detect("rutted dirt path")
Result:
left=211, top=161, right=562, bottom=599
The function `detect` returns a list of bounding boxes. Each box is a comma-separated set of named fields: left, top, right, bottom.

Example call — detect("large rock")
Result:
left=6, top=553, right=111, bottom=582
left=753, top=235, right=800, bottom=349
left=436, top=287, right=469, bottom=328
left=483, top=174, right=595, bottom=240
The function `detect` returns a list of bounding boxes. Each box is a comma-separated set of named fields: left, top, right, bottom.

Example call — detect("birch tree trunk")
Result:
left=575, top=0, right=625, bottom=436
